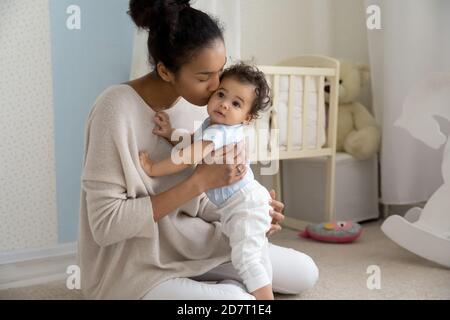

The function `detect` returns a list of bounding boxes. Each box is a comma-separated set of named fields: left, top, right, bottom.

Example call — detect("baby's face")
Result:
left=207, top=77, right=255, bottom=126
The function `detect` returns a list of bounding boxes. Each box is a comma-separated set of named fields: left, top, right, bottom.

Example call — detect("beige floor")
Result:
left=1, top=221, right=449, bottom=300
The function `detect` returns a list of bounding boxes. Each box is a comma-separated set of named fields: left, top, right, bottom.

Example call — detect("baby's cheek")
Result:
left=208, top=97, right=217, bottom=107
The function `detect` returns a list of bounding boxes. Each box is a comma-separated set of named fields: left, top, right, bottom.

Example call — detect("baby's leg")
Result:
left=247, top=246, right=273, bottom=300
left=226, top=218, right=273, bottom=299
left=220, top=184, right=274, bottom=299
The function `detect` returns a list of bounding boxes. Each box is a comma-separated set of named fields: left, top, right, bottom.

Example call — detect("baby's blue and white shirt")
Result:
left=193, top=117, right=254, bottom=207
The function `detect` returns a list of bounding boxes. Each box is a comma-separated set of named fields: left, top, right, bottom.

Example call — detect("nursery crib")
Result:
left=249, top=56, right=340, bottom=230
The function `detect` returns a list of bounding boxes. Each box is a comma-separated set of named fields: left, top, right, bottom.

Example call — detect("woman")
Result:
left=78, top=0, right=319, bottom=300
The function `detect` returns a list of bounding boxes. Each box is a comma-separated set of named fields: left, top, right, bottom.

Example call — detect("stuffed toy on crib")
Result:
left=327, top=60, right=381, bottom=160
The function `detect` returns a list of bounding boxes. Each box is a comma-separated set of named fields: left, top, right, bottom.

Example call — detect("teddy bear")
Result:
left=325, top=60, right=381, bottom=160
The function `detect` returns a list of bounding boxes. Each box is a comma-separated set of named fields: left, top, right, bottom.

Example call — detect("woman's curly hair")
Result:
left=220, top=63, right=272, bottom=120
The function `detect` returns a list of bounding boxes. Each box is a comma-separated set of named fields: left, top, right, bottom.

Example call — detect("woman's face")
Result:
left=172, top=40, right=227, bottom=106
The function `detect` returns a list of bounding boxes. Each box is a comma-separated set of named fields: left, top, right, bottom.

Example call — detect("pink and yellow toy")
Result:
left=299, top=221, right=362, bottom=243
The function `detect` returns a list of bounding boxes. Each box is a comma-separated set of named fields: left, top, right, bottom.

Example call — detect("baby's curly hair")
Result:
left=220, top=62, right=271, bottom=120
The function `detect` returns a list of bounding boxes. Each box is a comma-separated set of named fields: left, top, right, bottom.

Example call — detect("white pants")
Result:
left=218, top=180, right=273, bottom=293
left=142, top=243, right=319, bottom=300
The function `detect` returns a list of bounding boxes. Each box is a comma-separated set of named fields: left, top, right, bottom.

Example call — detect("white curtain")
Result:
left=366, top=0, right=450, bottom=205
left=130, top=0, right=241, bottom=80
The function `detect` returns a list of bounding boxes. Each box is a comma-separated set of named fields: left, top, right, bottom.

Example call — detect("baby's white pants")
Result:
left=217, top=180, right=273, bottom=293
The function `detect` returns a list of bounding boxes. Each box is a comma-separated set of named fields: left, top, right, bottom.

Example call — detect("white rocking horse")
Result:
left=381, top=73, right=450, bottom=268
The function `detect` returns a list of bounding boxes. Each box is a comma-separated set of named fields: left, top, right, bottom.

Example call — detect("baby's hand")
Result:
left=153, top=111, right=173, bottom=140
left=139, top=151, right=154, bottom=176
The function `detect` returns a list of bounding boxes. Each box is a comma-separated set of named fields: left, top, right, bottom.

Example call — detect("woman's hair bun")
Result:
left=127, top=0, right=223, bottom=74
left=128, top=0, right=191, bottom=31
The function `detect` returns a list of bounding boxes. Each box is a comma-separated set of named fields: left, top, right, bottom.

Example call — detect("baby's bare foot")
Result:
left=251, top=285, right=274, bottom=300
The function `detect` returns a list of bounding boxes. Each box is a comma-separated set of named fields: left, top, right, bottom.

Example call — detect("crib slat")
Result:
left=287, top=75, right=295, bottom=152
left=270, top=74, right=282, bottom=198
left=258, top=65, right=335, bottom=76
left=271, top=75, right=280, bottom=156
left=254, top=91, right=260, bottom=158
left=325, top=73, right=339, bottom=222
left=302, top=76, right=309, bottom=150
left=317, top=76, right=325, bottom=149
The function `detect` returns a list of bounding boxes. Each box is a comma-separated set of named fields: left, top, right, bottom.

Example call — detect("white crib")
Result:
left=250, top=56, right=340, bottom=230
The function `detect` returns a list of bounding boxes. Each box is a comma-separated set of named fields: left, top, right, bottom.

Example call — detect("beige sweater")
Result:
left=78, top=85, right=231, bottom=299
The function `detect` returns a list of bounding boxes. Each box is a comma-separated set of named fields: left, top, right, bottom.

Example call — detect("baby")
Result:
left=139, top=63, right=274, bottom=300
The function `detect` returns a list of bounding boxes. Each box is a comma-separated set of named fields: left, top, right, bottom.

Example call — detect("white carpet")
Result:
left=272, top=221, right=450, bottom=300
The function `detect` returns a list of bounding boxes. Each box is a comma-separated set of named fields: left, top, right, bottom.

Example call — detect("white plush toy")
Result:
left=328, top=60, right=381, bottom=160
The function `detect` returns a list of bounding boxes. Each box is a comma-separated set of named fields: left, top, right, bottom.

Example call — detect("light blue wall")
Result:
left=49, top=0, right=135, bottom=243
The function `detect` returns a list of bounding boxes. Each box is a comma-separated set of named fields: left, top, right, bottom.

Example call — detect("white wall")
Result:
left=241, top=0, right=369, bottom=64
left=0, top=0, right=58, bottom=251
left=0, top=0, right=136, bottom=252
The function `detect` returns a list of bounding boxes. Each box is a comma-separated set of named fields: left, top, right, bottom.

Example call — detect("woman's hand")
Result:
left=192, top=140, right=247, bottom=191
left=267, top=190, right=285, bottom=237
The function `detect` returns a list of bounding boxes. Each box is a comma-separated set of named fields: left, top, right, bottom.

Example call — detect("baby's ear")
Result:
left=244, top=114, right=254, bottom=125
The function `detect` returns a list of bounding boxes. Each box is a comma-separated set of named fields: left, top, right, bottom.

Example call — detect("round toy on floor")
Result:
left=299, top=221, right=362, bottom=243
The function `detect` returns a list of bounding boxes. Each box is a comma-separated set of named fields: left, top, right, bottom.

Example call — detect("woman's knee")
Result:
left=292, top=253, right=319, bottom=293
left=272, top=247, right=319, bottom=294
left=143, top=278, right=256, bottom=300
